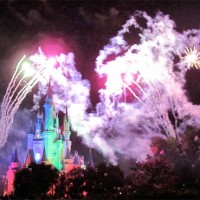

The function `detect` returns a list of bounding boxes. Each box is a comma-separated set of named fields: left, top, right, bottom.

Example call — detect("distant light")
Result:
left=35, top=153, right=41, bottom=162
left=82, top=191, right=87, bottom=197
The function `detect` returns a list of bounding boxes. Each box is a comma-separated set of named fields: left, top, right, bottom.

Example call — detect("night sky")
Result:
left=0, top=0, right=200, bottom=170
left=0, top=0, right=200, bottom=105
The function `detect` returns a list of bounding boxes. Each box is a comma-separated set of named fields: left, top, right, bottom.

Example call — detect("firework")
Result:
left=92, top=11, right=200, bottom=162
left=0, top=55, right=47, bottom=147
left=182, top=46, right=200, bottom=68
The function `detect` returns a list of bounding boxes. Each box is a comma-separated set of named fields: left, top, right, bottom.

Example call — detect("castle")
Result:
left=5, top=86, right=94, bottom=195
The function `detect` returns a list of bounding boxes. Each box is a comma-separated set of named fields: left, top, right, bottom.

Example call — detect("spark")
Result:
left=182, top=46, right=200, bottom=68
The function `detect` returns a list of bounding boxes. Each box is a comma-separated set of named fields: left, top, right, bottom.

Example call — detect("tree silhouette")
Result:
left=90, top=162, right=125, bottom=199
left=54, top=171, right=68, bottom=198
left=149, top=129, right=200, bottom=198
left=55, top=162, right=125, bottom=199
left=14, top=162, right=59, bottom=199
left=126, top=157, right=175, bottom=198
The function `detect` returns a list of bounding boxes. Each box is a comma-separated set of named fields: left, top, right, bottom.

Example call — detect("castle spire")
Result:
left=65, top=148, right=71, bottom=159
left=35, top=112, right=43, bottom=137
left=24, top=149, right=35, bottom=167
left=7, top=149, right=21, bottom=195
left=64, top=114, right=71, bottom=141
left=73, top=151, right=79, bottom=165
left=87, top=148, right=94, bottom=167
left=45, top=80, right=52, bottom=103
left=43, top=82, right=54, bottom=131
left=41, top=147, right=48, bottom=163
left=64, top=114, right=72, bottom=160
left=11, top=149, right=20, bottom=163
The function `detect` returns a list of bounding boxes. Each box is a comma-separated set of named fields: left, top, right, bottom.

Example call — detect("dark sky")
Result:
left=0, top=0, right=200, bottom=170
left=0, top=0, right=200, bottom=106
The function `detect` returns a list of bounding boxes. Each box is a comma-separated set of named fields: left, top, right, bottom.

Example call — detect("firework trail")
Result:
left=0, top=53, right=47, bottom=147
left=0, top=47, right=91, bottom=149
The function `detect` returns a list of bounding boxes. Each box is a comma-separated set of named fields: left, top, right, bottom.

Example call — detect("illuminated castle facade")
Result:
left=5, top=87, right=94, bottom=195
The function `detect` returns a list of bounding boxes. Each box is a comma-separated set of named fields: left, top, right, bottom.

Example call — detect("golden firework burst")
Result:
left=182, top=46, right=200, bottom=68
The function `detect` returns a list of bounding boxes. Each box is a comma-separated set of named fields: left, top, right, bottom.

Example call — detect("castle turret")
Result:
left=27, top=121, right=34, bottom=150
left=24, top=149, right=35, bottom=167
left=43, top=85, right=54, bottom=131
left=32, top=112, right=44, bottom=163
left=6, top=149, right=21, bottom=195
left=41, top=147, right=48, bottom=163
left=87, top=148, right=94, bottom=167
left=73, top=151, right=79, bottom=165
left=64, top=116, right=72, bottom=156
left=43, top=84, right=57, bottom=164
left=54, top=112, right=59, bottom=133
left=65, top=148, right=71, bottom=159
left=35, top=112, right=43, bottom=137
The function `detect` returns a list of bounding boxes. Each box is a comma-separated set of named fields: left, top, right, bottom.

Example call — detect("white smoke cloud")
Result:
left=4, top=11, right=200, bottom=165
left=88, top=11, right=200, bottom=163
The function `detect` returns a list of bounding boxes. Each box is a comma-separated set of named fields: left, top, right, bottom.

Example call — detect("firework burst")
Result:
left=182, top=46, right=200, bottom=68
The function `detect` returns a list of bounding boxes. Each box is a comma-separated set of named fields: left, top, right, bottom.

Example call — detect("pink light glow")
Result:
left=82, top=191, right=87, bottom=197
left=36, top=37, right=70, bottom=57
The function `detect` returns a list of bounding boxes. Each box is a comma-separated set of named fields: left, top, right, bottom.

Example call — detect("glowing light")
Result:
left=82, top=191, right=87, bottom=197
left=182, top=46, right=200, bottom=68
left=46, top=57, right=57, bottom=68
left=21, top=61, right=35, bottom=77
left=35, top=153, right=41, bottom=162
left=123, top=72, right=133, bottom=85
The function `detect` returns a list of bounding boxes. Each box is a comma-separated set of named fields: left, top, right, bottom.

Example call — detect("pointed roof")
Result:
left=11, top=149, right=20, bottom=163
left=64, top=116, right=71, bottom=142
left=41, top=147, right=48, bottom=163
left=64, top=115, right=70, bottom=131
left=65, top=148, right=71, bottom=159
left=45, top=81, right=53, bottom=103
left=24, top=149, right=35, bottom=166
left=47, top=80, right=52, bottom=98
left=73, top=151, right=79, bottom=165
left=87, top=148, right=94, bottom=167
